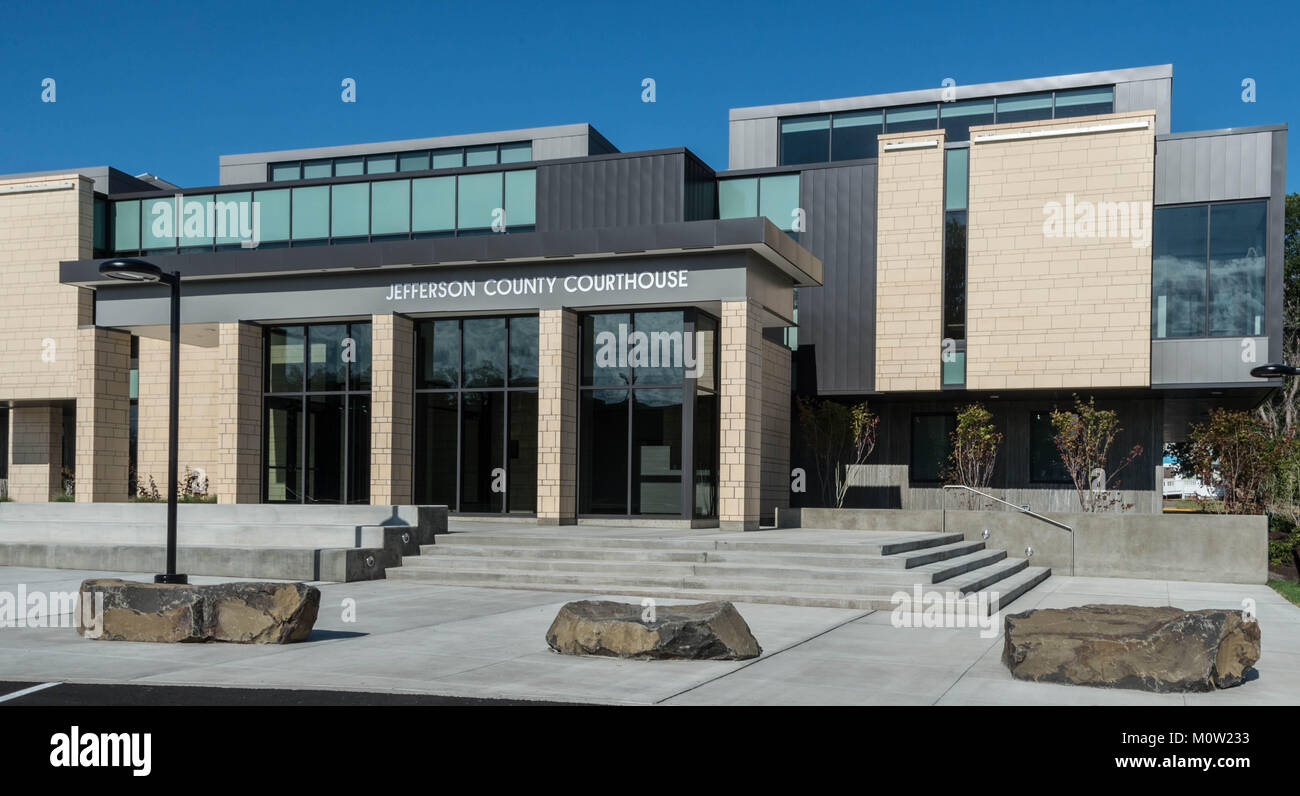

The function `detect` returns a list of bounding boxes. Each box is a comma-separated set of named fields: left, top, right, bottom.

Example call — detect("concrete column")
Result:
left=536, top=308, right=578, bottom=525
left=215, top=322, right=262, bottom=503
left=371, top=313, right=414, bottom=505
left=719, top=299, right=764, bottom=530
left=7, top=405, right=63, bottom=501
left=75, top=326, right=131, bottom=502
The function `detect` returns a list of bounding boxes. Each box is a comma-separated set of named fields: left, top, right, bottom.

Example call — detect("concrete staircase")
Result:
left=389, top=529, right=1052, bottom=613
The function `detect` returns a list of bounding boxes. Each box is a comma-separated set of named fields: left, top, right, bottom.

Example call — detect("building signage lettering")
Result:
left=384, top=269, right=690, bottom=302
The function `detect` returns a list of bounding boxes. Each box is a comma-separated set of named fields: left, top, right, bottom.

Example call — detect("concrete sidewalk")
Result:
left=0, top=565, right=1294, bottom=705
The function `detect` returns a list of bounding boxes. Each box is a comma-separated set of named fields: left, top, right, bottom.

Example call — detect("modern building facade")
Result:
left=0, top=64, right=1286, bottom=524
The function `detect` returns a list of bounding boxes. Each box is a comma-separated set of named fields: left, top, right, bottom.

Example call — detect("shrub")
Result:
left=943, top=403, right=1002, bottom=504
left=1176, top=408, right=1298, bottom=515
left=797, top=397, right=879, bottom=508
left=1050, top=395, right=1142, bottom=512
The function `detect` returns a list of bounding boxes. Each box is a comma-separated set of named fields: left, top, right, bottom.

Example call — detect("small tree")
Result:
left=1050, top=395, right=1142, bottom=512
left=943, top=403, right=1002, bottom=507
left=1177, top=408, right=1296, bottom=515
left=797, top=397, right=879, bottom=508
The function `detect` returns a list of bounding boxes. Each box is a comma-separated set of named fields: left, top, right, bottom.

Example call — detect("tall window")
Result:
left=1029, top=412, right=1070, bottom=483
left=0, top=406, right=8, bottom=485
left=942, top=147, right=969, bottom=387
left=910, top=414, right=955, bottom=483
left=263, top=323, right=372, bottom=504
left=413, top=316, right=538, bottom=513
left=1153, top=201, right=1267, bottom=339
left=578, top=309, right=718, bottom=518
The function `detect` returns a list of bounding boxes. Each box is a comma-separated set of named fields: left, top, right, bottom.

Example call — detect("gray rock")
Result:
left=546, top=600, right=761, bottom=660
left=78, top=578, right=320, bottom=643
left=1002, top=603, right=1260, bottom=692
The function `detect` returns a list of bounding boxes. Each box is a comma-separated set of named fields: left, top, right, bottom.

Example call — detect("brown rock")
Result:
left=1002, top=604, right=1260, bottom=692
left=546, top=600, right=761, bottom=660
left=78, top=579, right=320, bottom=644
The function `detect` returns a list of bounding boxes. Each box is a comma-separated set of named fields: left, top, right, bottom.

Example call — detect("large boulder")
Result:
left=546, top=600, right=761, bottom=660
left=1003, top=604, right=1260, bottom=692
left=78, top=578, right=320, bottom=644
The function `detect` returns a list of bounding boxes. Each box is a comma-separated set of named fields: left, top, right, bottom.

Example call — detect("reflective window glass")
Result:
left=291, top=185, right=330, bottom=240
left=457, top=172, right=502, bottom=230
left=780, top=115, right=830, bottom=165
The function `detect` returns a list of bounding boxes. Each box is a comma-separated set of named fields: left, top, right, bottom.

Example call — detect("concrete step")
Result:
left=403, top=553, right=949, bottom=583
left=384, top=567, right=1047, bottom=613
left=416, top=542, right=964, bottom=571
left=987, top=566, right=1053, bottom=613
left=430, top=531, right=966, bottom=557
left=396, top=529, right=1053, bottom=613
left=944, top=557, right=1031, bottom=594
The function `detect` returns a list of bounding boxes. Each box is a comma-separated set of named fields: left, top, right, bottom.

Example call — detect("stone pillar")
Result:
left=215, top=322, right=262, bottom=503
left=75, top=326, right=131, bottom=502
left=137, top=334, right=223, bottom=499
left=537, top=309, right=578, bottom=525
left=7, top=405, right=63, bottom=501
left=371, top=313, right=414, bottom=505
left=719, top=299, right=764, bottom=530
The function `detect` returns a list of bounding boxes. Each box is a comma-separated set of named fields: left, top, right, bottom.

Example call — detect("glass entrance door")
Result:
left=577, top=308, right=718, bottom=518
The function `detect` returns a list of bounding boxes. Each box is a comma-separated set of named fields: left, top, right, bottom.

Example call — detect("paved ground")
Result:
left=0, top=562, right=1295, bottom=706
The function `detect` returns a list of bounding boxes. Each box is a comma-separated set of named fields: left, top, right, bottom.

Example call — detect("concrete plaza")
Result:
left=0, top=563, right=1295, bottom=706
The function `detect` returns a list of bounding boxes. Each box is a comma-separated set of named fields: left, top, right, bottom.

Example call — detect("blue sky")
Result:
left=0, top=0, right=1295, bottom=190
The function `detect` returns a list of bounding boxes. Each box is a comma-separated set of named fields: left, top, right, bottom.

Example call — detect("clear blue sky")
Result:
left=0, top=0, right=1295, bottom=190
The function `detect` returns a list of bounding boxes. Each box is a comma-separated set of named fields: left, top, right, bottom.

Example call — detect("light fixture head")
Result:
left=99, top=258, right=163, bottom=283
left=1250, top=363, right=1300, bottom=378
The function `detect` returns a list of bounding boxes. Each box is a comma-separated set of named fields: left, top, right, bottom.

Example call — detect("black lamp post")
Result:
left=1250, top=363, right=1300, bottom=378
left=99, top=259, right=188, bottom=585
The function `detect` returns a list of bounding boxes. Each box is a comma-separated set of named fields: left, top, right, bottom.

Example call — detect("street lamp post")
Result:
left=99, top=259, right=188, bottom=585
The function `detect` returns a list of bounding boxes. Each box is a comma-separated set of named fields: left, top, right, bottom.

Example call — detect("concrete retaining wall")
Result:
left=841, top=464, right=1161, bottom=513
left=0, top=503, right=449, bottom=581
left=790, top=507, right=1267, bottom=584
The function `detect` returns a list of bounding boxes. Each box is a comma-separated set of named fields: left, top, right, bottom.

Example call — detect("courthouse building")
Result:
left=0, top=64, right=1287, bottom=525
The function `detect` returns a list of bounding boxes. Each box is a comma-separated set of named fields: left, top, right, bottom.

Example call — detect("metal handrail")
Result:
left=941, top=484, right=1074, bottom=576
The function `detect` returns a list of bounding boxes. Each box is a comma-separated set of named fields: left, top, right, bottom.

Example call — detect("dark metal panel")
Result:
left=537, top=152, right=688, bottom=233
left=1268, top=129, right=1287, bottom=362
left=796, top=162, right=877, bottom=394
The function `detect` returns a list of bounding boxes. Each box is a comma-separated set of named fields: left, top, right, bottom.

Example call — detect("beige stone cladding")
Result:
left=536, top=308, right=578, bottom=524
left=135, top=335, right=222, bottom=498
left=75, top=326, right=131, bottom=501
left=719, top=299, right=764, bottom=530
left=0, top=174, right=94, bottom=401
left=966, top=111, right=1155, bottom=390
left=8, top=405, right=63, bottom=501
left=874, top=129, right=946, bottom=392
left=371, top=313, right=414, bottom=505
left=215, top=322, right=262, bottom=503
left=0, top=174, right=97, bottom=500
